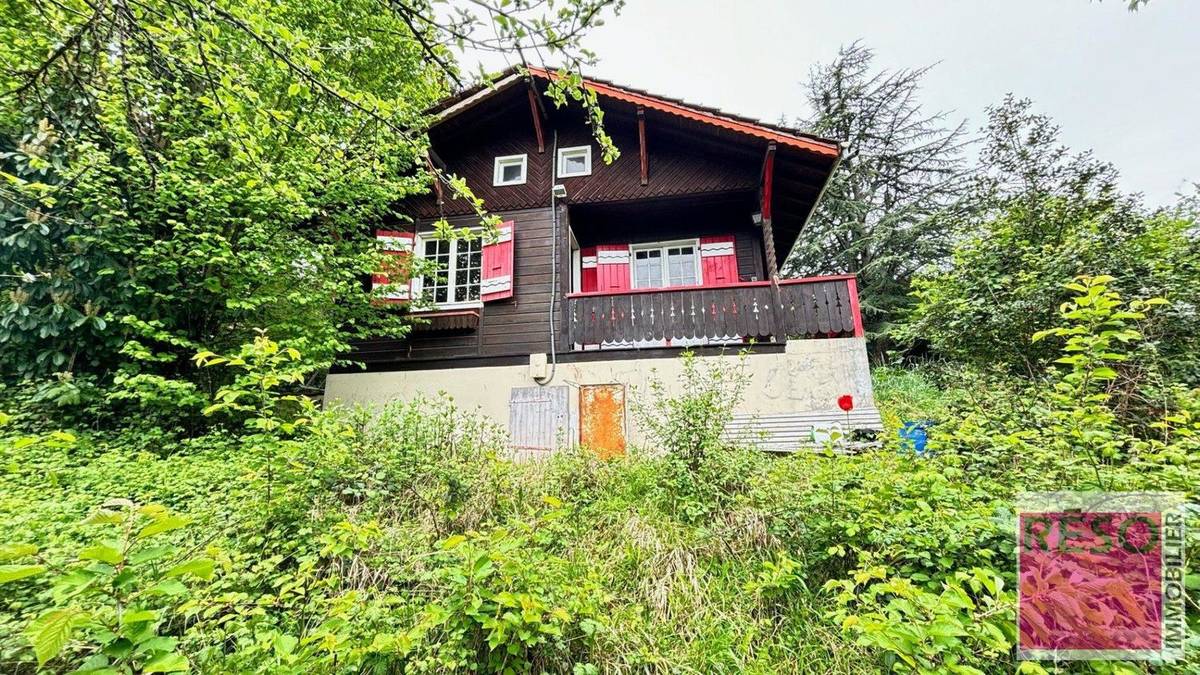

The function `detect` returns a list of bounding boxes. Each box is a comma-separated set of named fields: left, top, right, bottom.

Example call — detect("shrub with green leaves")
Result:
left=630, top=350, right=759, bottom=521
left=826, top=566, right=1014, bottom=674
left=391, top=502, right=607, bottom=673
left=0, top=325, right=1195, bottom=674
left=900, top=98, right=1200, bottom=385
left=1, top=501, right=213, bottom=672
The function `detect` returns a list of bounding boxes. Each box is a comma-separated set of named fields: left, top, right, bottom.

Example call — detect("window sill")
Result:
left=408, top=308, right=481, bottom=332
left=417, top=301, right=483, bottom=312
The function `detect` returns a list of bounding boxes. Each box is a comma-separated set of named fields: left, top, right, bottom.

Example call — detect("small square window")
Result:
left=557, top=146, right=592, bottom=178
left=493, top=154, right=527, bottom=186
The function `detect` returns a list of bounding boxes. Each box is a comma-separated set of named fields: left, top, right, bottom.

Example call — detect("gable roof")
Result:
left=429, top=66, right=840, bottom=159
left=419, top=66, right=843, bottom=264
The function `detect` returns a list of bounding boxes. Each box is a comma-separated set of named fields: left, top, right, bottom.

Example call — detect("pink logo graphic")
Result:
left=1017, top=493, right=1187, bottom=662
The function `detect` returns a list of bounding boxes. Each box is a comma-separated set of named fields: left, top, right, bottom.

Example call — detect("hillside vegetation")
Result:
left=1, top=278, right=1197, bottom=674
left=2, top=0, right=1198, bottom=672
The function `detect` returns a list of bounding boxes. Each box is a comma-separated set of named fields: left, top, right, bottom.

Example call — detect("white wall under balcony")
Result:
left=324, top=337, right=877, bottom=452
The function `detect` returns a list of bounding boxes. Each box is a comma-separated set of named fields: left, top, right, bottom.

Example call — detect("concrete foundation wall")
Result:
left=325, top=338, right=875, bottom=446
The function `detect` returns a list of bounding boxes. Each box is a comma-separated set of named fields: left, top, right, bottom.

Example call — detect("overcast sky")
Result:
left=469, top=0, right=1198, bottom=208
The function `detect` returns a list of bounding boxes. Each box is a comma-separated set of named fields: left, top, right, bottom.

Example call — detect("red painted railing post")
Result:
left=846, top=276, right=865, bottom=338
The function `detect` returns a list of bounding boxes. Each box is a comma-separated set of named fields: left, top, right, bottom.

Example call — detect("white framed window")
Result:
left=630, top=239, right=700, bottom=289
left=556, top=146, right=592, bottom=178
left=493, top=154, right=528, bottom=186
left=414, top=234, right=483, bottom=307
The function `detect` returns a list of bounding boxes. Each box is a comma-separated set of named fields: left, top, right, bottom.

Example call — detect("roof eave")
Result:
left=433, top=71, right=524, bottom=123
left=426, top=65, right=840, bottom=158
left=526, top=66, right=838, bottom=158
left=780, top=144, right=843, bottom=264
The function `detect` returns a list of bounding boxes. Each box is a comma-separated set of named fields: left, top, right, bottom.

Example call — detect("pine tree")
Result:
left=786, top=43, right=967, bottom=352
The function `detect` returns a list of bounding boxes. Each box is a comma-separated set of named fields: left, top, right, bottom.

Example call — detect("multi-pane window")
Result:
left=422, top=238, right=482, bottom=304
left=665, top=245, right=698, bottom=286
left=633, top=249, right=663, bottom=288
left=632, top=242, right=698, bottom=289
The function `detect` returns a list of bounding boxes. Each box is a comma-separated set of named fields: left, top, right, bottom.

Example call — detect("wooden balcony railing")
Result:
left=565, top=274, right=863, bottom=348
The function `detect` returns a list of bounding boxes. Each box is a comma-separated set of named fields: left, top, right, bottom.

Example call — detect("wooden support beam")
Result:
left=425, top=152, right=444, bottom=206
left=760, top=142, right=778, bottom=283
left=427, top=147, right=447, bottom=169
left=637, top=106, right=648, bottom=186
left=527, top=86, right=545, bottom=154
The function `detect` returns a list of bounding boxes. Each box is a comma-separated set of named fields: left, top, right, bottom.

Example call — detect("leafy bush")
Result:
left=826, top=567, right=1013, bottom=674
left=1, top=501, right=213, bottom=673
left=393, top=503, right=607, bottom=673
left=901, top=98, right=1200, bottom=384
left=0, top=327, right=1195, bottom=674
left=631, top=350, right=761, bottom=522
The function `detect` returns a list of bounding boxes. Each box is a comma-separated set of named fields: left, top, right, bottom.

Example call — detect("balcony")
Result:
left=565, top=274, right=862, bottom=349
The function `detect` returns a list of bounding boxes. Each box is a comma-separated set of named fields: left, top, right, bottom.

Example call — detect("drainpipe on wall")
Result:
left=537, top=130, right=562, bottom=385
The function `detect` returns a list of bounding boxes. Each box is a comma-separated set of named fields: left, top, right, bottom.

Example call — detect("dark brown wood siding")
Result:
left=404, top=88, right=764, bottom=219
left=343, top=78, right=842, bottom=370
left=552, top=110, right=760, bottom=204
left=567, top=192, right=766, bottom=282
left=405, top=98, right=552, bottom=220
left=351, top=206, right=564, bottom=364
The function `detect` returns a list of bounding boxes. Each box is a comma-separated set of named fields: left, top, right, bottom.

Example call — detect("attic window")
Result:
left=557, top=146, right=592, bottom=178
left=493, top=154, right=528, bottom=186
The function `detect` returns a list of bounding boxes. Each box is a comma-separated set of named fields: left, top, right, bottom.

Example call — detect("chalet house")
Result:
left=324, top=67, right=880, bottom=455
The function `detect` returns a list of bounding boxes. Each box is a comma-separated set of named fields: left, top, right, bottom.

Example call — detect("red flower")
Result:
left=838, top=394, right=854, bottom=412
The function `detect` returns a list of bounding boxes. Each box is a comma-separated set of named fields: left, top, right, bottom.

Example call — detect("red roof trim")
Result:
left=527, top=67, right=838, bottom=158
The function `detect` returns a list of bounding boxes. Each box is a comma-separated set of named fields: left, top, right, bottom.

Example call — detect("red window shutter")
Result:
left=580, top=246, right=598, bottom=292
left=373, top=229, right=415, bottom=302
left=481, top=220, right=515, bottom=301
left=699, top=235, right=738, bottom=286
left=595, top=244, right=631, bottom=292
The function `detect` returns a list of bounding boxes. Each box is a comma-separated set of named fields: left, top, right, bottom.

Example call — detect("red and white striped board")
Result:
left=699, top=235, right=738, bottom=286
left=373, top=229, right=414, bottom=302
left=481, top=220, right=515, bottom=301
left=580, top=246, right=598, bottom=293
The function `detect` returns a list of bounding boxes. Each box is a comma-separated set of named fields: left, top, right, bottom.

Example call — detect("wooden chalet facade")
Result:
left=326, top=67, right=880, bottom=455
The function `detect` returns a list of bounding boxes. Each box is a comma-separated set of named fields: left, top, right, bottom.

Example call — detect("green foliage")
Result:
left=633, top=350, right=749, bottom=464
left=0, top=500, right=213, bottom=672
left=631, top=350, right=759, bottom=521
left=0, top=0, right=435, bottom=387
left=826, top=567, right=1013, bottom=674
left=1031, top=276, right=1167, bottom=487
left=395, top=508, right=607, bottom=673
left=787, top=43, right=967, bottom=345
left=0, top=0, right=623, bottom=432
left=902, top=97, right=1200, bottom=383
left=1, top=292, right=1197, bottom=673
left=195, top=332, right=317, bottom=508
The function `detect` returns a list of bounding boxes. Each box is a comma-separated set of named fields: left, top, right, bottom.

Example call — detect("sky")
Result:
left=467, top=0, right=1199, bottom=208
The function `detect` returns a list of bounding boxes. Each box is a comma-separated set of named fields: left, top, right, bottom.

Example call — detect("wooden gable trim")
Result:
left=434, top=72, right=523, bottom=123
left=526, top=82, right=546, bottom=154
left=637, top=106, right=648, bottom=186
left=526, top=67, right=838, bottom=158
left=429, top=67, right=839, bottom=158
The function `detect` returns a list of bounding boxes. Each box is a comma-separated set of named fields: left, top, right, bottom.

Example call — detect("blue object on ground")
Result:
left=899, top=421, right=931, bottom=454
